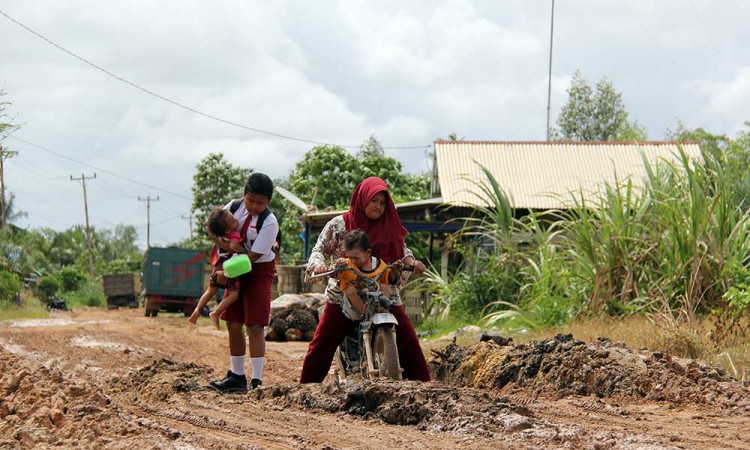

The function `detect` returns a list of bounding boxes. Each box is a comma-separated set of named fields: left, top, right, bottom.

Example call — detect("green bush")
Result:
left=436, top=149, right=750, bottom=332
left=57, top=267, right=88, bottom=292
left=0, top=271, right=21, bottom=303
left=64, top=284, right=105, bottom=308
left=104, top=258, right=141, bottom=274
left=35, top=276, right=61, bottom=302
left=450, top=257, right=522, bottom=321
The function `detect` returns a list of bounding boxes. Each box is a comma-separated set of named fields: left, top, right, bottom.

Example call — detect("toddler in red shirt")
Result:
left=188, top=207, right=245, bottom=329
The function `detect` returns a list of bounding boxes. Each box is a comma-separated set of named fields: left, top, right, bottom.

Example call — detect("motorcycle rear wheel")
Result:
left=373, top=327, right=402, bottom=380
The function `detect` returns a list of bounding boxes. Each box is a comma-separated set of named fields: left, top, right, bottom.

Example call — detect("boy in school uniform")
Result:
left=209, top=173, right=278, bottom=393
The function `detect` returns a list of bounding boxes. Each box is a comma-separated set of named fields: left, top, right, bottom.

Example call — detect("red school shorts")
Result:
left=221, top=260, right=275, bottom=326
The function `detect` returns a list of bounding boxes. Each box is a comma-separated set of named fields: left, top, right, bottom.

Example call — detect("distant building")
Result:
left=432, top=140, right=701, bottom=210
left=296, top=140, right=702, bottom=263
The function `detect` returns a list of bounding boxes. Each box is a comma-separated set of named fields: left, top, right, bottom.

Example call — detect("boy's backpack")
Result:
left=229, top=199, right=282, bottom=253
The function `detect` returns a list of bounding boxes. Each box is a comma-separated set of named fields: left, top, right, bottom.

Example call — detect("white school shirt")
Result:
left=223, top=200, right=278, bottom=264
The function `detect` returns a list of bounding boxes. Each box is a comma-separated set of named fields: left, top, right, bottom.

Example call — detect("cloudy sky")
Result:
left=1, top=0, right=749, bottom=249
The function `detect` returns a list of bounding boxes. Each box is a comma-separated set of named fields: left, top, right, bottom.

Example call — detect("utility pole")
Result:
left=181, top=211, right=193, bottom=238
left=0, top=145, right=18, bottom=230
left=138, top=195, right=159, bottom=248
left=0, top=146, right=3, bottom=230
left=546, top=0, right=556, bottom=141
left=70, top=173, right=97, bottom=285
left=0, top=144, right=18, bottom=230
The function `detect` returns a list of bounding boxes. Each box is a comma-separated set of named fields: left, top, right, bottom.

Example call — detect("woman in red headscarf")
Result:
left=299, top=177, right=430, bottom=383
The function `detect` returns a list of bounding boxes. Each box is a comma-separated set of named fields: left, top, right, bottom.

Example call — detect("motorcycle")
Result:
left=310, top=262, right=413, bottom=384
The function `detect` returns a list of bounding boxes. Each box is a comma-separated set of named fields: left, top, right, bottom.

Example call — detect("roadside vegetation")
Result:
left=417, top=126, right=750, bottom=382
left=0, top=224, right=141, bottom=317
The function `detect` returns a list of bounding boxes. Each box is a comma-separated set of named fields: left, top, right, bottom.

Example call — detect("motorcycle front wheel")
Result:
left=333, top=347, right=348, bottom=384
left=373, top=327, right=402, bottom=380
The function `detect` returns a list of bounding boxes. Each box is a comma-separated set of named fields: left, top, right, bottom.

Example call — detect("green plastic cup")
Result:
left=223, top=254, right=252, bottom=278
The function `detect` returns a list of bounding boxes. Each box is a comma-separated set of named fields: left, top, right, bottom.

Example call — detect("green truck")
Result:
left=142, top=247, right=206, bottom=317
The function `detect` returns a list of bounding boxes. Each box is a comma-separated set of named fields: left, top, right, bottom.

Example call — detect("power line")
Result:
left=0, top=9, right=429, bottom=151
left=8, top=135, right=191, bottom=200
left=28, top=212, right=72, bottom=227
left=12, top=154, right=67, bottom=180
left=153, top=214, right=180, bottom=226
left=95, top=177, right=140, bottom=200
left=10, top=178, right=123, bottom=229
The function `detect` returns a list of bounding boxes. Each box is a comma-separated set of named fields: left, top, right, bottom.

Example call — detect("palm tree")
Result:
left=2, top=192, right=28, bottom=227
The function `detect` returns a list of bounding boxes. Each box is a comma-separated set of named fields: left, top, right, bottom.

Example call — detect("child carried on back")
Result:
left=188, top=207, right=244, bottom=329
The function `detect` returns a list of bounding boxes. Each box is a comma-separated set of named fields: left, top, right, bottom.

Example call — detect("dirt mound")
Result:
left=430, top=333, right=750, bottom=413
left=110, top=355, right=588, bottom=445
left=0, top=348, right=134, bottom=449
left=0, top=345, right=217, bottom=450
left=113, top=358, right=211, bottom=402
left=254, top=380, right=589, bottom=444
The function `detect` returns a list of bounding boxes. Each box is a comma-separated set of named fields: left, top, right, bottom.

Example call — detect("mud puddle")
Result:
left=6, top=319, right=112, bottom=328
left=70, top=335, right=152, bottom=355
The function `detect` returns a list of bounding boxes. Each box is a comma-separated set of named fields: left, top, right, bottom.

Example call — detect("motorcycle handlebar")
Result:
left=308, top=262, right=414, bottom=280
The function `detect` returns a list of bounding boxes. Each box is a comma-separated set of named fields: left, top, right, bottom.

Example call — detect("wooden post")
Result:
left=138, top=195, right=160, bottom=248
left=70, top=173, right=97, bottom=285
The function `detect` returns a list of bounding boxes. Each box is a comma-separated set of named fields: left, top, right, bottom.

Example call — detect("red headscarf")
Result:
left=342, top=177, right=407, bottom=263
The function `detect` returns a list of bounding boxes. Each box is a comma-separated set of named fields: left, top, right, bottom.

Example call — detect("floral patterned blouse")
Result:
left=304, top=215, right=414, bottom=306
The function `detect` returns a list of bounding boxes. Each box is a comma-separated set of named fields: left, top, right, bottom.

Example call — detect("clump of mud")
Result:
left=255, top=380, right=582, bottom=443
left=258, top=381, right=438, bottom=424
left=113, top=358, right=210, bottom=402
left=0, top=349, right=133, bottom=449
left=430, top=333, right=750, bottom=412
left=0, top=349, right=214, bottom=450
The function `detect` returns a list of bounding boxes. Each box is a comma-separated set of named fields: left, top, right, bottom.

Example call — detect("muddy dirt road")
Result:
left=1, top=308, right=749, bottom=449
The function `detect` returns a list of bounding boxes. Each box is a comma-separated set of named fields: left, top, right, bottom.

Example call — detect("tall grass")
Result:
left=428, top=147, right=750, bottom=340
left=0, top=291, right=49, bottom=321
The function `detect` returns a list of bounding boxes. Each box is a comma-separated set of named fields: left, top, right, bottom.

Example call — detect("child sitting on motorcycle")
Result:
left=335, top=229, right=401, bottom=320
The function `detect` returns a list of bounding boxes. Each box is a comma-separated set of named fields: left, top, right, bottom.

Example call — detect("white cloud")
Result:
left=1, top=0, right=749, bottom=248
left=689, top=66, right=750, bottom=134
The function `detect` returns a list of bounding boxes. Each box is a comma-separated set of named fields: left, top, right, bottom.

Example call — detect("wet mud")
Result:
left=2, top=309, right=750, bottom=449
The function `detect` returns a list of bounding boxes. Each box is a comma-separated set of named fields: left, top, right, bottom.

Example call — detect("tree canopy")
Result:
left=277, top=136, right=429, bottom=261
left=191, top=152, right=252, bottom=241
left=553, top=70, right=647, bottom=141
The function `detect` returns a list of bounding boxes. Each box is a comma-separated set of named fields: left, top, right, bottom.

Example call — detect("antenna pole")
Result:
left=546, top=0, right=556, bottom=141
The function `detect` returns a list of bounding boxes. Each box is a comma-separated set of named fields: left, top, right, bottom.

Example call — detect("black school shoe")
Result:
left=251, top=378, right=262, bottom=389
left=209, top=370, right=247, bottom=393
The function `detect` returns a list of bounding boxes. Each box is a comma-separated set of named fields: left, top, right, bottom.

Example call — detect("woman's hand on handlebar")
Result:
left=403, top=257, right=426, bottom=274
